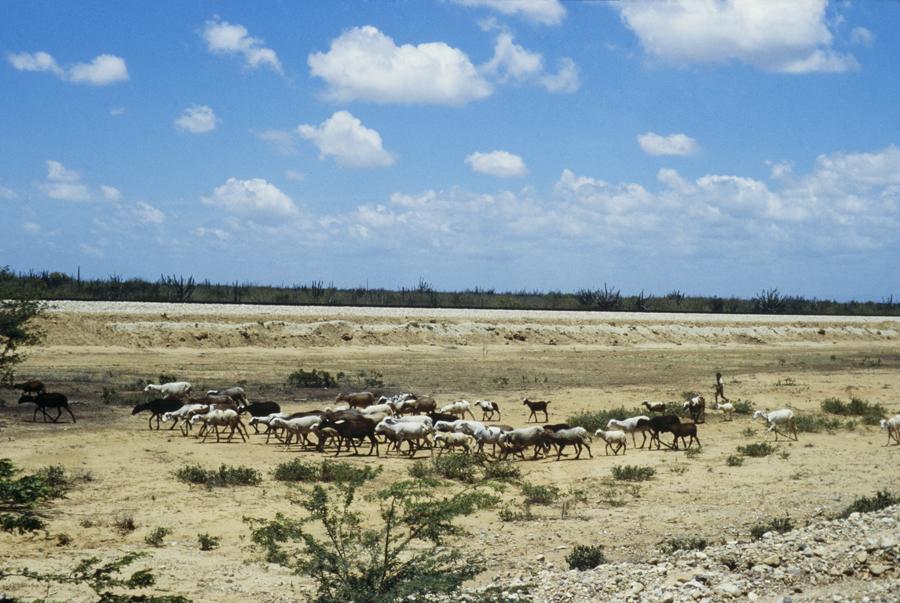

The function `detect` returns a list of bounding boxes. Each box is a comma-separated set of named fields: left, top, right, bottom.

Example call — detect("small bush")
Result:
left=520, top=482, right=560, bottom=505
left=820, top=397, right=885, bottom=425
left=736, top=442, right=776, bottom=457
left=272, top=459, right=320, bottom=482
left=175, top=464, right=261, bottom=488
left=750, top=517, right=793, bottom=540
left=566, top=544, right=607, bottom=570
left=741, top=427, right=756, bottom=438
left=731, top=399, right=755, bottom=415
left=144, top=526, right=170, bottom=547
left=482, top=460, right=521, bottom=482
left=684, top=447, right=702, bottom=458
left=318, top=460, right=380, bottom=485
left=115, top=514, right=136, bottom=533
left=158, top=373, right=179, bottom=384
left=794, top=415, right=844, bottom=433
left=101, top=386, right=123, bottom=404
left=498, top=505, right=536, bottom=522
left=568, top=406, right=641, bottom=432
left=611, top=465, right=655, bottom=482
left=432, top=454, right=481, bottom=483
left=839, top=491, right=900, bottom=518
left=660, top=536, right=709, bottom=553
left=407, top=460, right=435, bottom=480
left=198, top=532, right=220, bottom=551
left=286, top=368, right=337, bottom=389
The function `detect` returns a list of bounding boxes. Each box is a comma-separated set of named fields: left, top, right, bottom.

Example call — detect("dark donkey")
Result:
left=19, top=393, right=76, bottom=423
left=317, top=416, right=380, bottom=457
left=131, top=397, right=184, bottom=430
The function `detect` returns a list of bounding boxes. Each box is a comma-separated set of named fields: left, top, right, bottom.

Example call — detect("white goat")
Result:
left=452, top=420, right=486, bottom=436
left=440, top=400, right=476, bottom=420
left=161, top=403, right=207, bottom=435
left=471, top=425, right=505, bottom=456
left=144, top=381, right=192, bottom=398
left=606, top=415, right=651, bottom=447
left=753, top=408, right=798, bottom=441
left=498, top=426, right=548, bottom=460
left=545, top=427, right=592, bottom=460
left=434, top=431, right=472, bottom=455
left=273, top=416, right=322, bottom=447
left=249, top=413, right=288, bottom=443
left=473, top=399, right=501, bottom=420
left=359, top=403, right=394, bottom=416
left=880, top=414, right=900, bottom=446
left=375, top=420, right=433, bottom=457
left=191, top=409, right=247, bottom=443
left=594, top=429, right=627, bottom=455
left=715, top=401, right=735, bottom=421
left=434, top=419, right=464, bottom=432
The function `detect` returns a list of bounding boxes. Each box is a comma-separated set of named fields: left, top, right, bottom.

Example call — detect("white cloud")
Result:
left=465, top=150, right=528, bottom=178
left=174, top=105, right=218, bottom=133
left=617, top=0, right=859, bottom=74
left=134, top=202, right=165, bottom=224
left=255, top=129, right=296, bottom=155
left=110, top=107, right=126, bottom=117
left=8, top=51, right=128, bottom=84
left=766, top=160, right=793, bottom=180
left=285, top=170, right=305, bottom=181
left=101, top=185, right=122, bottom=201
left=482, top=32, right=579, bottom=93
left=202, top=17, right=282, bottom=73
left=201, top=177, right=298, bottom=216
left=194, top=226, right=231, bottom=241
left=850, top=27, right=874, bottom=47
left=0, top=184, right=17, bottom=200
left=38, top=160, right=90, bottom=201
left=540, top=57, right=580, bottom=93
left=67, top=54, right=129, bottom=85
left=298, top=111, right=395, bottom=168
left=637, top=132, right=700, bottom=156
left=657, top=167, right=695, bottom=194
left=7, top=51, right=62, bottom=75
left=308, top=25, right=492, bottom=105
left=453, top=0, right=566, bottom=25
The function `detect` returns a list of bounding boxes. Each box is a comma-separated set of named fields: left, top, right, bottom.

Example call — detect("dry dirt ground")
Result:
left=1, top=301, right=899, bottom=602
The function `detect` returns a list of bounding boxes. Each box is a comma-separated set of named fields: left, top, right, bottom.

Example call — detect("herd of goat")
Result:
left=12, top=379, right=900, bottom=457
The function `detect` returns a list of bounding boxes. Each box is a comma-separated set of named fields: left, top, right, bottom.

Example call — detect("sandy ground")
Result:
left=1, top=303, right=899, bottom=602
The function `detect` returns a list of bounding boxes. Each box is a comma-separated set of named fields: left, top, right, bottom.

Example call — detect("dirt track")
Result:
left=1, top=302, right=899, bottom=602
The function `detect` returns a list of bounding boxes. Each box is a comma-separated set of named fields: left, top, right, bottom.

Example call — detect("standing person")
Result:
left=715, top=372, right=729, bottom=403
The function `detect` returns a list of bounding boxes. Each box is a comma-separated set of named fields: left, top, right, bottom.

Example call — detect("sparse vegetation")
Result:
left=272, top=458, right=380, bottom=485
left=611, top=465, right=655, bottom=482
left=286, top=368, right=338, bottom=389
left=520, top=482, right=560, bottom=505
left=175, top=464, right=261, bottom=488
left=566, top=544, right=607, bottom=570
left=115, top=514, right=137, bottom=534
left=736, top=442, right=776, bottom=457
left=568, top=406, right=641, bottom=432
left=839, top=491, right=900, bottom=518
left=144, top=526, right=170, bottom=547
left=726, top=454, right=744, bottom=466
left=0, top=295, right=45, bottom=384
left=0, top=460, right=70, bottom=534
left=198, top=533, right=220, bottom=551
left=731, top=399, right=755, bottom=414
left=659, top=536, right=709, bottom=553
left=820, top=397, right=885, bottom=425
left=750, top=517, right=794, bottom=540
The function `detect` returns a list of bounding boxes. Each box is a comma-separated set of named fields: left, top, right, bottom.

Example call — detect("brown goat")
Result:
left=335, top=391, right=376, bottom=408
left=522, top=398, right=550, bottom=422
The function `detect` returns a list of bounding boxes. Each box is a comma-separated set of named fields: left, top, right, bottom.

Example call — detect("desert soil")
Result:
left=1, top=301, right=899, bottom=602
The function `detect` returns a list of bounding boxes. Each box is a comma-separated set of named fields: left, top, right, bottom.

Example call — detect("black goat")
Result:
left=131, top=397, right=184, bottom=430
left=18, top=393, right=76, bottom=423
left=522, top=398, right=550, bottom=422
left=542, top=423, right=571, bottom=432
left=317, top=416, right=379, bottom=457
left=637, top=415, right=681, bottom=450
left=427, top=412, right=460, bottom=424
left=237, top=401, right=281, bottom=433
left=665, top=422, right=701, bottom=450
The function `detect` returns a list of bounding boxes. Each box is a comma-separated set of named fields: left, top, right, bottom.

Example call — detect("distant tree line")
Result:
left=0, top=266, right=896, bottom=316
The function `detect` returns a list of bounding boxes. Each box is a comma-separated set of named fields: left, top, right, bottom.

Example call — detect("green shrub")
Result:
left=750, top=517, right=793, bottom=540
left=659, top=536, right=709, bottom=553
left=520, top=482, right=560, bottom=505
left=567, top=407, right=641, bottom=432
left=498, top=505, right=536, bottom=522
left=407, top=461, right=435, bottom=480
left=115, top=514, right=137, bottom=533
left=175, top=464, right=261, bottom=488
left=482, top=460, right=521, bottom=482
left=432, top=454, right=481, bottom=483
left=726, top=455, right=744, bottom=467
left=566, top=544, right=607, bottom=570
left=611, top=465, right=655, bottom=482
left=839, top=491, right=900, bottom=518
left=198, top=533, right=220, bottom=551
left=144, top=527, right=170, bottom=547
left=820, top=397, right=885, bottom=425
left=731, top=399, right=755, bottom=415
left=286, top=368, right=337, bottom=388
left=794, top=415, right=844, bottom=433
left=736, top=442, right=776, bottom=457
left=272, top=459, right=319, bottom=482
left=318, top=460, right=380, bottom=485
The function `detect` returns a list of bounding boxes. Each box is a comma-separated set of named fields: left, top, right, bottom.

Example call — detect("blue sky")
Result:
left=2, top=0, right=899, bottom=300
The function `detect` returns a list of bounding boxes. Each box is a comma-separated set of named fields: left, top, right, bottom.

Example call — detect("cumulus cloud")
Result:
left=201, top=177, right=298, bottom=216
left=285, top=170, right=305, bottom=181
left=100, top=185, right=122, bottom=201
left=194, top=226, right=230, bottom=241
left=134, top=201, right=165, bottom=224
left=617, top=0, right=859, bottom=74
left=465, top=150, right=528, bottom=178
left=202, top=17, right=282, bottom=73
left=453, top=0, right=566, bottom=25
left=308, top=26, right=492, bottom=105
left=8, top=51, right=129, bottom=84
left=37, top=160, right=90, bottom=201
left=637, top=132, right=700, bottom=156
left=850, top=27, right=874, bottom=47
left=174, top=105, right=218, bottom=133
left=298, top=111, right=395, bottom=168
left=481, top=32, right=579, bottom=93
